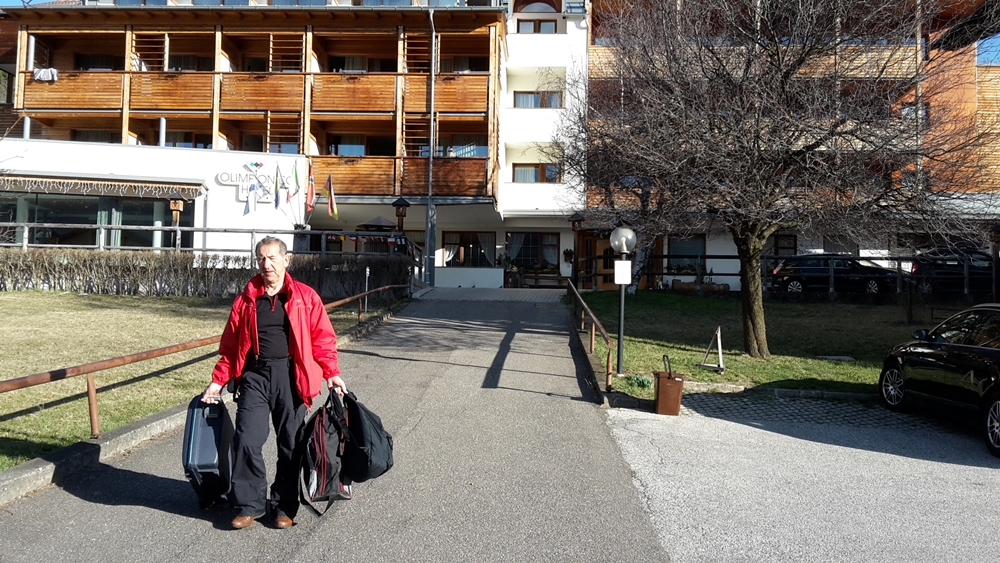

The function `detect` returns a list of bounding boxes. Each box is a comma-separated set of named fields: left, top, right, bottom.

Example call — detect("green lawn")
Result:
left=0, top=291, right=392, bottom=472
left=579, top=291, right=947, bottom=398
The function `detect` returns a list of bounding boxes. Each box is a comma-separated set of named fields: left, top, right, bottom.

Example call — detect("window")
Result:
left=72, top=130, right=115, bottom=144
left=667, top=235, right=705, bottom=274
left=330, top=56, right=366, bottom=73
left=367, top=58, right=397, bottom=72
left=514, top=91, right=562, bottom=108
left=764, top=233, right=797, bottom=256
left=506, top=232, right=559, bottom=272
left=900, top=170, right=928, bottom=191
left=968, top=312, right=1000, bottom=349
left=823, top=235, right=859, bottom=255
left=328, top=134, right=365, bottom=156
left=931, top=311, right=981, bottom=345
left=164, top=132, right=212, bottom=149
left=439, top=57, right=489, bottom=73
left=244, top=57, right=268, bottom=72
left=74, top=54, right=125, bottom=71
left=513, top=163, right=561, bottom=183
left=979, top=35, right=1000, bottom=66
left=444, top=231, right=496, bottom=267
left=518, top=20, right=557, bottom=34
left=901, top=102, right=929, bottom=128
left=167, top=55, right=214, bottom=72
left=439, top=134, right=488, bottom=157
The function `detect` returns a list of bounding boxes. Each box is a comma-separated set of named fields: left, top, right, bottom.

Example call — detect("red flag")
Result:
left=324, top=173, right=339, bottom=220
left=306, top=163, right=317, bottom=212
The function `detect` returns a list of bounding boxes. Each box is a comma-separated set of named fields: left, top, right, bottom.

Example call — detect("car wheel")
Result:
left=879, top=365, right=906, bottom=411
left=917, top=280, right=933, bottom=294
left=786, top=279, right=803, bottom=293
left=865, top=280, right=880, bottom=294
left=984, top=395, right=1000, bottom=458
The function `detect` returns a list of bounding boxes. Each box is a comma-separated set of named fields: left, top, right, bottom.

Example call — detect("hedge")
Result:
left=0, top=248, right=413, bottom=300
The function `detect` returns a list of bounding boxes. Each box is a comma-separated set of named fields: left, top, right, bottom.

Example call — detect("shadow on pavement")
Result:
left=667, top=391, right=1000, bottom=469
left=50, top=443, right=234, bottom=529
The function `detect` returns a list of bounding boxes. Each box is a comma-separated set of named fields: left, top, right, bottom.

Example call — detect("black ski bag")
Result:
left=297, top=392, right=353, bottom=515
left=338, top=391, right=394, bottom=483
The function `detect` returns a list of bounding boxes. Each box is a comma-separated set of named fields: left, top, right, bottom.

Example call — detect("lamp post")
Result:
left=609, top=226, right=637, bottom=377
left=166, top=192, right=187, bottom=250
left=392, top=197, right=410, bottom=232
left=568, top=212, right=584, bottom=288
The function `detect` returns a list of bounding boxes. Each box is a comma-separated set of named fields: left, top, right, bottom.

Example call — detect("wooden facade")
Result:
left=7, top=6, right=505, bottom=200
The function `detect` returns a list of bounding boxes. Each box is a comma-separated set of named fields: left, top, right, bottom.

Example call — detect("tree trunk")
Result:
left=735, top=233, right=770, bottom=359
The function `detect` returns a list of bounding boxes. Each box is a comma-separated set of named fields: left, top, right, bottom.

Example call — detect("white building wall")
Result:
left=498, top=9, right=588, bottom=220
left=0, top=138, right=306, bottom=254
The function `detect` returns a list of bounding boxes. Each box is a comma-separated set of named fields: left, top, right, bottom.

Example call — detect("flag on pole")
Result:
left=324, top=173, right=338, bottom=220
left=289, top=160, right=300, bottom=202
left=274, top=164, right=284, bottom=209
left=306, top=163, right=317, bottom=212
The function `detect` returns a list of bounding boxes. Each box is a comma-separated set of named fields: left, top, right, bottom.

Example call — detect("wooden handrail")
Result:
left=0, top=284, right=409, bottom=438
left=565, top=282, right=616, bottom=392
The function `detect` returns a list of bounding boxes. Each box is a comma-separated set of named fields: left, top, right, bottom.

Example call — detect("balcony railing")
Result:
left=220, top=73, right=306, bottom=112
left=312, top=74, right=398, bottom=112
left=402, top=157, right=488, bottom=197
left=21, top=72, right=124, bottom=110
left=21, top=70, right=490, bottom=115
left=129, top=72, right=215, bottom=111
left=308, top=156, right=488, bottom=197
left=403, top=74, right=489, bottom=113
left=311, top=155, right=397, bottom=195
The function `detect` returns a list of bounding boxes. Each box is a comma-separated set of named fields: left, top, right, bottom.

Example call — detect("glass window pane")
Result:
left=513, top=165, right=538, bottom=182
left=518, top=21, right=535, bottom=33
left=539, top=21, right=557, bottom=33
left=544, top=164, right=561, bottom=183
left=546, top=91, right=562, bottom=108
left=933, top=312, right=981, bottom=344
left=515, top=93, right=541, bottom=108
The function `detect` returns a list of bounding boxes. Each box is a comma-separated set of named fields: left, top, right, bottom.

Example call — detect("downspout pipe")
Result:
left=424, top=8, right=438, bottom=286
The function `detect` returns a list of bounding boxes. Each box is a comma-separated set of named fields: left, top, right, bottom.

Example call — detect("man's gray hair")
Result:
left=255, top=236, right=288, bottom=257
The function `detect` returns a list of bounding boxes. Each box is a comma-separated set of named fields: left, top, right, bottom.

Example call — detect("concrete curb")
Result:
left=0, top=303, right=405, bottom=509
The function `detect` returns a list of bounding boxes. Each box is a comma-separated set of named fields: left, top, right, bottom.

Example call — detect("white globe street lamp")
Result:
left=609, top=226, right=637, bottom=380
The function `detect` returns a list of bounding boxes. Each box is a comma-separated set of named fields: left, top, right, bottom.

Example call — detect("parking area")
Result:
left=608, top=392, right=1000, bottom=563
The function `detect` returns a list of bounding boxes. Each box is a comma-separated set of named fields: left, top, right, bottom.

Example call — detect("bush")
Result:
left=0, top=248, right=412, bottom=299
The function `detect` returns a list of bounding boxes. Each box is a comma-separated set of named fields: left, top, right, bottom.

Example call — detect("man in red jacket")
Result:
left=202, top=236, right=347, bottom=530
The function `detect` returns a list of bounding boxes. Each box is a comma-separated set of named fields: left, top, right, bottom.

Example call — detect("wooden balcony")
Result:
left=129, top=72, right=214, bottom=111
left=402, top=157, right=489, bottom=197
left=434, top=75, right=489, bottom=113
left=309, top=156, right=489, bottom=197
left=21, top=71, right=123, bottom=109
left=221, top=73, right=305, bottom=112
left=312, top=74, right=398, bottom=112
left=589, top=46, right=617, bottom=79
left=311, top=155, right=396, bottom=196
left=404, top=74, right=489, bottom=113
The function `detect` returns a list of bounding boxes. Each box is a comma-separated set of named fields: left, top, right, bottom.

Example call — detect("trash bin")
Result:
left=654, top=355, right=683, bottom=416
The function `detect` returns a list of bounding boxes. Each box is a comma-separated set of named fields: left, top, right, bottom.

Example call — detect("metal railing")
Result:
left=0, top=284, right=408, bottom=439
left=566, top=282, right=616, bottom=391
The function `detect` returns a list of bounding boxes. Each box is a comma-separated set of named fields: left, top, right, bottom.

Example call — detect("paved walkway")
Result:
left=0, top=288, right=668, bottom=562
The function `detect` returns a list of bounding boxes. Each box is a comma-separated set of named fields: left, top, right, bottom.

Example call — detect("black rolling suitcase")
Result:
left=182, top=394, right=234, bottom=509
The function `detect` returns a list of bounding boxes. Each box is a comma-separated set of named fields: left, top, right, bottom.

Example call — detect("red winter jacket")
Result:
left=210, top=272, right=340, bottom=407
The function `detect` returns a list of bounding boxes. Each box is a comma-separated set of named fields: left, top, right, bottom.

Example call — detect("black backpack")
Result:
left=296, top=393, right=353, bottom=516
left=337, top=391, right=394, bottom=483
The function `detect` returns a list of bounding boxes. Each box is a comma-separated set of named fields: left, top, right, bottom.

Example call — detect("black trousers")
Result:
left=231, top=358, right=306, bottom=518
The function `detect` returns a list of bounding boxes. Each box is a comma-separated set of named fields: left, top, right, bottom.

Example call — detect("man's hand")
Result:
left=201, top=382, right=223, bottom=404
left=326, top=375, right=347, bottom=397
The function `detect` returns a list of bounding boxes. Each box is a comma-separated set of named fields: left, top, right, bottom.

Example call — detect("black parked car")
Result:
left=910, top=247, right=994, bottom=295
left=769, top=253, right=906, bottom=294
left=880, top=304, right=1000, bottom=457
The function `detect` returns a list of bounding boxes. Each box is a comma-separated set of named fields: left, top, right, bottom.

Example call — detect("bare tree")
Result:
left=557, top=0, right=1000, bottom=358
